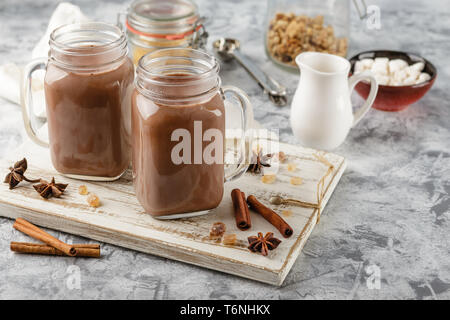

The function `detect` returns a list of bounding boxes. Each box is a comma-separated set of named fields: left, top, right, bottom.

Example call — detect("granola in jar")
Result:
left=266, top=13, right=348, bottom=67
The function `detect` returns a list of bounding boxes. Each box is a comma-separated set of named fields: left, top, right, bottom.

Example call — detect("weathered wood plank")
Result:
left=0, top=139, right=345, bottom=285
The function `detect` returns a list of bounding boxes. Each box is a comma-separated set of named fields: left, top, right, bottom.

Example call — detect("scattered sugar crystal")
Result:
left=282, top=210, right=293, bottom=217
left=261, top=174, right=276, bottom=184
left=222, top=233, right=237, bottom=246
left=277, top=151, right=287, bottom=163
left=290, top=177, right=303, bottom=185
left=287, top=163, right=297, bottom=172
left=210, top=222, right=226, bottom=239
left=87, top=193, right=100, bottom=207
left=78, top=185, right=88, bottom=195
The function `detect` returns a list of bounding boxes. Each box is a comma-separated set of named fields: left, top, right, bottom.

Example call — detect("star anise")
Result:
left=247, top=232, right=281, bottom=256
left=4, top=158, right=40, bottom=189
left=33, top=177, right=68, bottom=199
left=247, top=150, right=272, bottom=174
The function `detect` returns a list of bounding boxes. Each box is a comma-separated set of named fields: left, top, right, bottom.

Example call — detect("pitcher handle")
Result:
left=348, top=71, right=378, bottom=127
left=21, top=57, right=49, bottom=148
left=222, top=85, right=253, bottom=182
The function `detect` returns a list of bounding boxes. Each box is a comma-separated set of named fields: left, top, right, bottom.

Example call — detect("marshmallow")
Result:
left=417, top=72, right=431, bottom=83
left=355, top=57, right=431, bottom=87
left=375, top=74, right=390, bottom=86
left=403, top=75, right=417, bottom=85
left=360, top=58, right=374, bottom=69
left=374, top=57, right=389, bottom=64
left=394, top=69, right=408, bottom=82
left=371, top=60, right=389, bottom=75
left=410, top=62, right=425, bottom=73
left=354, top=61, right=365, bottom=73
left=389, top=59, right=408, bottom=74
left=406, top=66, right=420, bottom=79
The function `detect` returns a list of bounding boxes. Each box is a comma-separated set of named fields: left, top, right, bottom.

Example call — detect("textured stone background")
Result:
left=0, top=0, right=449, bottom=299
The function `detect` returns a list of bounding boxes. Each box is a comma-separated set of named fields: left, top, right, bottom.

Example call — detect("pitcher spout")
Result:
left=296, top=52, right=350, bottom=76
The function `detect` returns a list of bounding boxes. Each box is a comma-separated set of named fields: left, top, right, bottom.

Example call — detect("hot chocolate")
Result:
left=45, top=56, right=134, bottom=178
left=132, top=91, right=225, bottom=216
left=132, top=48, right=252, bottom=218
left=38, top=23, right=135, bottom=180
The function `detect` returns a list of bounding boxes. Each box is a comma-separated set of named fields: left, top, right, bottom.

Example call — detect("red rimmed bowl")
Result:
left=349, top=50, right=437, bottom=112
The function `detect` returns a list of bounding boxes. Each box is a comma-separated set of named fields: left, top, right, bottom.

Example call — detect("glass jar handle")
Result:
left=21, top=58, right=49, bottom=148
left=222, top=85, right=253, bottom=182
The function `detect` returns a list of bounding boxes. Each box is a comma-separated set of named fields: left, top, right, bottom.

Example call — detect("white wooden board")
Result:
left=0, top=138, right=345, bottom=285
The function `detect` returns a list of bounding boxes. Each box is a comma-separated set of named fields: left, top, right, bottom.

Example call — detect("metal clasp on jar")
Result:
left=191, top=17, right=208, bottom=50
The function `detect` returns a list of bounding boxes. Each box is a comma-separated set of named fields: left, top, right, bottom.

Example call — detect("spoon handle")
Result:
left=231, top=50, right=287, bottom=106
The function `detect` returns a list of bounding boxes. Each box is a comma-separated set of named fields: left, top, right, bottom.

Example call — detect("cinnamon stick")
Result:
left=241, top=191, right=251, bottom=227
left=247, top=195, right=293, bottom=238
left=10, top=242, right=100, bottom=258
left=13, top=218, right=77, bottom=256
left=231, top=189, right=251, bottom=230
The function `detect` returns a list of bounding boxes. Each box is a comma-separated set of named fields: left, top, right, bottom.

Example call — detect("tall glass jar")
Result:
left=265, top=0, right=352, bottom=71
left=132, top=48, right=253, bottom=218
left=122, top=0, right=208, bottom=65
left=22, top=22, right=134, bottom=181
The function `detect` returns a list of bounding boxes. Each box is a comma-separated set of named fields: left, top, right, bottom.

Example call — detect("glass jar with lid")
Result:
left=265, top=0, right=367, bottom=71
left=120, top=0, right=208, bottom=65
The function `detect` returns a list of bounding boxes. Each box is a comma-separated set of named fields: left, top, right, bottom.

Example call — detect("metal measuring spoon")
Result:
left=213, top=38, right=288, bottom=106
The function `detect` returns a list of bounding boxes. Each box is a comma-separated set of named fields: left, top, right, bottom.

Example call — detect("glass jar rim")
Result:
left=126, top=0, right=201, bottom=36
left=48, top=22, right=128, bottom=70
left=49, top=22, right=127, bottom=54
left=138, top=48, right=219, bottom=79
left=135, top=48, right=221, bottom=104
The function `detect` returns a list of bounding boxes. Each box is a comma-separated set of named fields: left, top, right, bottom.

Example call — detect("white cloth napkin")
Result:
left=0, top=2, right=88, bottom=118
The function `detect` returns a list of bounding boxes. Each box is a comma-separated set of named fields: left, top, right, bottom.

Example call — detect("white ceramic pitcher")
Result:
left=290, top=52, right=378, bottom=150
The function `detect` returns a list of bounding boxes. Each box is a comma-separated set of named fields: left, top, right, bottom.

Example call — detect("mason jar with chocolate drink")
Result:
left=133, top=48, right=253, bottom=219
left=22, top=22, right=134, bottom=181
